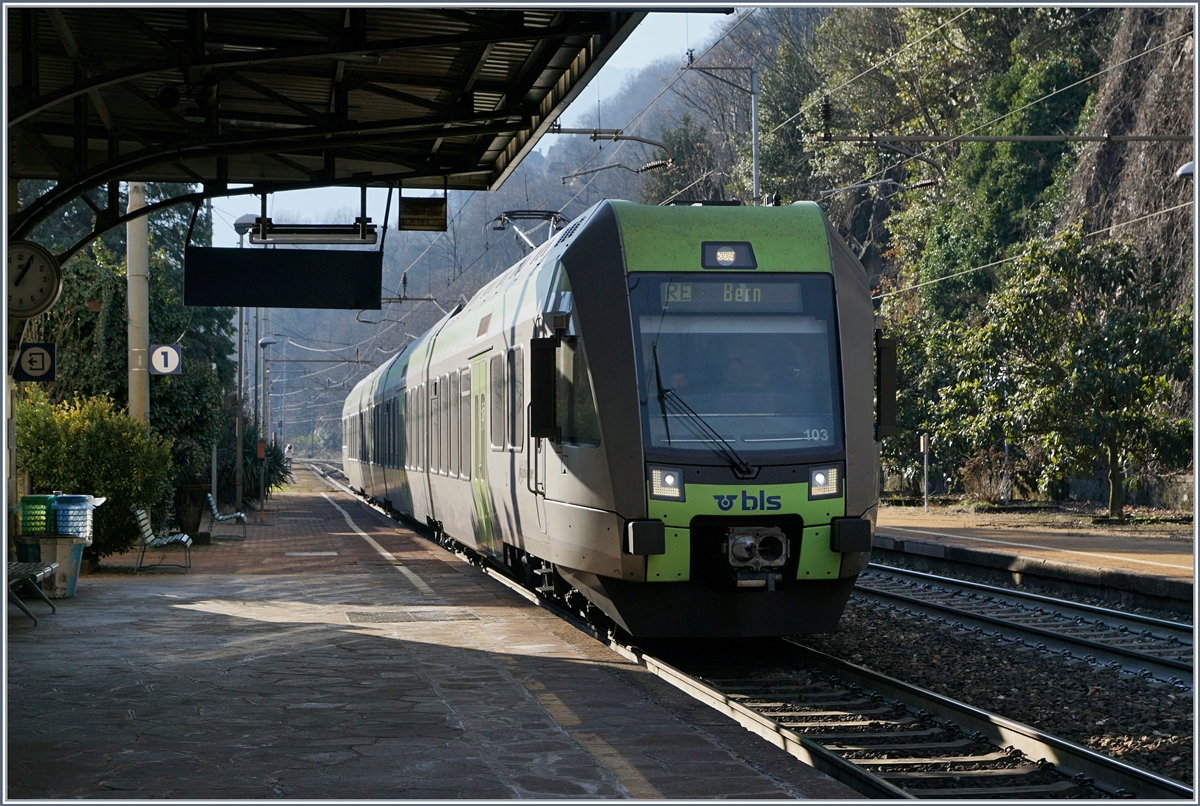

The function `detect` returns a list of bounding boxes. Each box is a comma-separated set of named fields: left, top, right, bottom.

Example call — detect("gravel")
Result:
left=876, top=555, right=1193, bottom=624
left=792, top=598, right=1194, bottom=787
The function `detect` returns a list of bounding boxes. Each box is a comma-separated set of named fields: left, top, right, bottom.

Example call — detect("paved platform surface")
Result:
left=876, top=506, right=1193, bottom=583
left=7, top=466, right=855, bottom=800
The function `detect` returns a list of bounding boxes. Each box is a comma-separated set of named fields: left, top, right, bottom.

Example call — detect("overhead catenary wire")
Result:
left=768, top=8, right=974, bottom=137
left=831, top=29, right=1195, bottom=196
left=873, top=201, right=1195, bottom=300
left=346, top=8, right=762, bottom=348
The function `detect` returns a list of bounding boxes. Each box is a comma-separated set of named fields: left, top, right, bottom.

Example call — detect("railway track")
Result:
left=657, top=641, right=1192, bottom=799
left=855, top=565, right=1192, bottom=687
left=308, top=463, right=1192, bottom=799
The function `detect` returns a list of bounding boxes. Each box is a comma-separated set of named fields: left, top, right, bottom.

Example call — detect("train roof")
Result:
left=609, top=200, right=834, bottom=274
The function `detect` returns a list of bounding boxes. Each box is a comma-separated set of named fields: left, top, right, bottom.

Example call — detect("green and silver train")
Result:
left=343, top=199, right=896, bottom=637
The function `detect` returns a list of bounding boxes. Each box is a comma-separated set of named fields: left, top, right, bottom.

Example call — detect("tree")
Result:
left=15, top=388, right=174, bottom=561
left=18, top=182, right=236, bottom=515
left=641, top=115, right=726, bottom=204
left=943, top=225, right=1191, bottom=518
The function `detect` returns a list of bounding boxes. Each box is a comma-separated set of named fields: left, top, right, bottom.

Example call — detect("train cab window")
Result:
left=556, top=337, right=601, bottom=445
left=449, top=371, right=460, bottom=477
left=508, top=347, right=524, bottom=451
left=630, top=273, right=843, bottom=459
left=489, top=354, right=505, bottom=450
left=460, top=369, right=472, bottom=480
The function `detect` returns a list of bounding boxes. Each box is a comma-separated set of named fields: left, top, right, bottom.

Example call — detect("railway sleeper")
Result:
left=781, top=717, right=919, bottom=729
left=763, top=706, right=897, bottom=718
left=828, top=738, right=984, bottom=754
left=740, top=697, right=876, bottom=709
left=902, top=780, right=1082, bottom=798
left=846, top=751, right=1015, bottom=766
left=882, top=768, right=1073, bottom=782
left=800, top=727, right=949, bottom=741
left=864, top=758, right=1041, bottom=772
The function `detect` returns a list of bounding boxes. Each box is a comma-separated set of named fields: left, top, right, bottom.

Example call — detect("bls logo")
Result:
left=713, top=491, right=783, bottom=512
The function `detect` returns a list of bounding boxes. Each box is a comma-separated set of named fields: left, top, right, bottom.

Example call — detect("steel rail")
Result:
left=854, top=585, right=1191, bottom=684
left=869, top=564, right=1193, bottom=637
left=781, top=640, right=1194, bottom=800
left=310, top=464, right=1189, bottom=798
left=856, top=570, right=1192, bottom=685
left=306, top=462, right=908, bottom=798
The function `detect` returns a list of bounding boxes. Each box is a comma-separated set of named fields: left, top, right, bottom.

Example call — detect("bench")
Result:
left=132, top=508, right=192, bottom=572
left=205, top=493, right=247, bottom=539
left=8, top=562, right=58, bottom=625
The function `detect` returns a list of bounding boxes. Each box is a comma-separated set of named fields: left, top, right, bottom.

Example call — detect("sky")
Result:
left=208, top=11, right=729, bottom=247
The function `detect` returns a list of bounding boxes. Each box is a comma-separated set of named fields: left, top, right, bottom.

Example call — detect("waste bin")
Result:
left=17, top=494, right=56, bottom=534
left=55, top=495, right=105, bottom=547
left=14, top=493, right=103, bottom=599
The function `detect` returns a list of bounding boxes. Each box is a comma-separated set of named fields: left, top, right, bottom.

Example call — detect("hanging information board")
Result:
left=183, top=247, right=382, bottom=309
left=399, top=197, right=447, bottom=232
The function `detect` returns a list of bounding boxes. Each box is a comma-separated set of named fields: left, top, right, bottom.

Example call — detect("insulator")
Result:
left=820, top=95, right=832, bottom=123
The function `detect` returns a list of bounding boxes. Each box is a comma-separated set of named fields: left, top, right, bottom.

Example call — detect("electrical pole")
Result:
left=127, top=182, right=150, bottom=422
left=921, top=433, right=930, bottom=512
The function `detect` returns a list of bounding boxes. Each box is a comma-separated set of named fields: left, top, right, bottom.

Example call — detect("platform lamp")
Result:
left=258, top=335, right=277, bottom=517
left=232, top=214, right=257, bottom=514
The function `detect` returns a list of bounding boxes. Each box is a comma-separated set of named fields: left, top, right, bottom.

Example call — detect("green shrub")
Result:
left=15, top=388, right=173, bottom=560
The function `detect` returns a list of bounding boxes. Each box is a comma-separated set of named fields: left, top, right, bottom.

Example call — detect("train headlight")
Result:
left=809, top=466, right=841, bottom=499
left=649, top=466, right=685, bottom=501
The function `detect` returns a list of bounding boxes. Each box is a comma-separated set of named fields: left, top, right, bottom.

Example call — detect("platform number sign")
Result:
left=13, top=343, right=56, bottom=382
left=149, top=344, right=182, bottom=375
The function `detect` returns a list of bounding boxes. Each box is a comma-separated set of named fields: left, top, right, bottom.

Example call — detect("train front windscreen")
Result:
left=629, top=273, right=844, bottom=464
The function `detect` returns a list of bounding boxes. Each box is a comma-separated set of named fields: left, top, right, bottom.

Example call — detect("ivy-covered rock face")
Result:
left=15, top=389, right=174, bottom=560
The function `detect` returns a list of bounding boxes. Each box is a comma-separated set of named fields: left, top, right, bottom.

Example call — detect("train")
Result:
left=343, top=199, right=896, bottom=638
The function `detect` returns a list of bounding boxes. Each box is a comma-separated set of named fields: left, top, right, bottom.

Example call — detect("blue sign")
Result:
left=149, top=344, right=182, bottom=375
left=13, top=343, right=56, bottom=382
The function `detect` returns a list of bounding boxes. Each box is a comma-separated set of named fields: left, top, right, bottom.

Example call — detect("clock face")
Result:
left=8, top=241, right=62, bottom=318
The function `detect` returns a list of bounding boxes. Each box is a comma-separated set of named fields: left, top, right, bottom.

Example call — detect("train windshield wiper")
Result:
left=652, top=346, right=755, bottom=478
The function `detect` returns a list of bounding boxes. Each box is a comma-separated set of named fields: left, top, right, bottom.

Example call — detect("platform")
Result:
left=7, top=466, right=855, bottom=799
left=875, top=505, right=1194, bottom=612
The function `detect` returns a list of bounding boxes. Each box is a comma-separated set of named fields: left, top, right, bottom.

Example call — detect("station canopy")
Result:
left=8, top=7, right=645, bottom=254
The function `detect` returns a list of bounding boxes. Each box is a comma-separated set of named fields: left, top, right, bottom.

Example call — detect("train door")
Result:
left=528, top=404, right=547, bottom=533
left=471, top=358, right=500, bottom=556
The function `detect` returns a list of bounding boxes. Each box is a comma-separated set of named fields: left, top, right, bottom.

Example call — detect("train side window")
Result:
left=449, top=371, right=460, bottom=477
left=358, top=411, right=366, bottom=462
left=409, top=388, right=416, bottom=471
left=557, top=338, right=601, bottom=446
left=400, top=391, right=410, bottom=470
left=460, top=368, right=471, bottom=480
left=417, top=384, right=425, bottom=472
left=392, top=395, right=399, bottom=469
left=432, top=379, right=442, bottom=474
left=489, top=353, right=505, bottom=450
left=508, top=347, right=524, bottom=451
left=441, top=374, right=451, bottom=475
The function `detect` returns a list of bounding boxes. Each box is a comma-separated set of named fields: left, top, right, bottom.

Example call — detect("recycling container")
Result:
left=14, top=493, right=103, bottom=598
left=17, top=494, right=56, bottom=534
left=55, top=495, right=105, bottom=546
